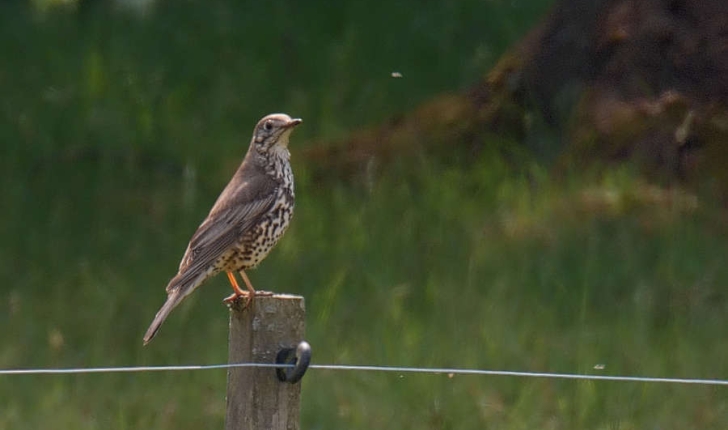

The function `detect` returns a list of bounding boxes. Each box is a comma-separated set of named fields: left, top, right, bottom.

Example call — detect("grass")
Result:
left=3, top=1, right=728, bottom=429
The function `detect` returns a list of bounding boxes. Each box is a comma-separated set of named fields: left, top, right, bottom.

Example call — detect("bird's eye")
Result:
left=264, top=121, right=273, bottom=131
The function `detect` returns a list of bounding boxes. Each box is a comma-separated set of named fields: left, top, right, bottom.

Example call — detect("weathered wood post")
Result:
left=225, top=294, right=306, bottom=430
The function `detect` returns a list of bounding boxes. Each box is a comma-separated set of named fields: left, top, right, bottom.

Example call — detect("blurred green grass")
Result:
left=3, top=1, right=728, bottom=429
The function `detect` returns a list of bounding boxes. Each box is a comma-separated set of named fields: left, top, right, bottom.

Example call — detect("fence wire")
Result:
left=0, top=363, right=726, bottom=386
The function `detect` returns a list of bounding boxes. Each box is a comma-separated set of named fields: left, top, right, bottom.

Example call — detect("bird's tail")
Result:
left=143, top=272, right=205, bottom=344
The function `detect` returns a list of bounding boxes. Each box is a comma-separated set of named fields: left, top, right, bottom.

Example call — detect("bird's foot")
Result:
left=223, top=291, right=252, bottom=309
left=223, top=290, right=275, bottom=310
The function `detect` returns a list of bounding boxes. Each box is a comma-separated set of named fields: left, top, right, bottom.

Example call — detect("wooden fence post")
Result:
left=225, top=294, right=306, bottom=430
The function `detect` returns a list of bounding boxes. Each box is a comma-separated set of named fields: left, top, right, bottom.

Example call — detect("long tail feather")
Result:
left=143, top=271, right=206, bottom=344
left=143, top=290, right=183, bottom=344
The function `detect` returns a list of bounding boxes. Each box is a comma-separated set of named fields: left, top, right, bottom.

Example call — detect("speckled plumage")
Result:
left=143, top=113, right=301, bottom=344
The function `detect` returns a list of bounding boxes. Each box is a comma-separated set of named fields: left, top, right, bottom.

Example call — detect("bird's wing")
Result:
left=169, top=181, right=277, bottom=292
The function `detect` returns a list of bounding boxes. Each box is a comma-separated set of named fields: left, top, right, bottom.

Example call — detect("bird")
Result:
left=143, top=113, right=302, bottom=344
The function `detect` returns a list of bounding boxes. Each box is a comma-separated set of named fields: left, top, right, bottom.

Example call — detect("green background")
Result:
left=2, top=0, right=728, bottom=428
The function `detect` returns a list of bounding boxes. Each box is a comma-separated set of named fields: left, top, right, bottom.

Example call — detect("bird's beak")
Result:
left=285, top=118, right=303, bottom=128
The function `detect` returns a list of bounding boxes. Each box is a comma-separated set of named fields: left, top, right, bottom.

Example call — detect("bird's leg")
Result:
left=238, top=270, right=256, bottom=295
left=240, top=270, right=274, bottom=297
left=226, top=271, right=247, bottom=296
left=223, top=270, right=273, bottom=308
left=223, top=271, right=251, bottom=306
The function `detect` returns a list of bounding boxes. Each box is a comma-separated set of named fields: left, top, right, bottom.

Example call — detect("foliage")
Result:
left=2, top=1, right=728, bottom=429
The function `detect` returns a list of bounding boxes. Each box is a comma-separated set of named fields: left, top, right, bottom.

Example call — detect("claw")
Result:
left=224, top=270, right=272, bottom=309
left=223, top=291, right=252, bottom=309
left=224, top=271, right=253, bottom=308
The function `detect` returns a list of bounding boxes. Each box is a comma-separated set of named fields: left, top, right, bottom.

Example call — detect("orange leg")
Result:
left=238, top=270, right=256, bottom=295
left=223, top=270, right=272, bottom=307
left=223, top=271, right=251, bottom=306
left=240, top=270, right=273, bottom=297
left=226, top=271, right=247, bottom=296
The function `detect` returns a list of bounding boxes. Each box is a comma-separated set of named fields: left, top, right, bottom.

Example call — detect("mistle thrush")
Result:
left=143, top=113, right=301, bottom=344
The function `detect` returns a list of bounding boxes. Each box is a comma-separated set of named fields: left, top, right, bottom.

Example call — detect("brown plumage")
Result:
left=143, top=113, right=301, bottom=344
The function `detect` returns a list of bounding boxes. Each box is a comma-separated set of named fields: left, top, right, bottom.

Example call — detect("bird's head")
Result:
left=252, top=113, right=302, bottom=152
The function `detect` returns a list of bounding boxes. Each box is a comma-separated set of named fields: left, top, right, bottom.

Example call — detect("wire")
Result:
left=0, top=362, right=727, bottom=386
left=311, top=364, right=728, bottom=385
left=0, top=363, right=282, bottom=375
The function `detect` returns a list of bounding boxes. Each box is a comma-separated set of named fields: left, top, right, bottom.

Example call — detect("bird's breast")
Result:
left=233, top=190, right=294, bottom=270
